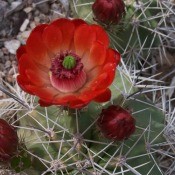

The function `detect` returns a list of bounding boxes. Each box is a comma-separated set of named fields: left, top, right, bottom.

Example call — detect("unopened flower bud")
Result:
left=92, top=0, right=125, bottom=25
left=97, top=105, right=135, bottom=141
left=0, top=119, right=18, bottom=162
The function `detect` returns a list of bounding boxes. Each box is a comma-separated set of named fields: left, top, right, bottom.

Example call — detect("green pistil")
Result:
left=62, top=55, right=76, bottom=70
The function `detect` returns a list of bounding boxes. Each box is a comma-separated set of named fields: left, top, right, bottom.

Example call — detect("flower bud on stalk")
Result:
left=92, top=0, right=125, bottom=25
left=97, top=105, right=135, bottom=141
left=0, top=119, right=18, bottom=162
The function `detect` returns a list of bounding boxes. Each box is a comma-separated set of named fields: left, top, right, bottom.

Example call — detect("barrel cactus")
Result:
left=0, top=0, right=174, bottom=174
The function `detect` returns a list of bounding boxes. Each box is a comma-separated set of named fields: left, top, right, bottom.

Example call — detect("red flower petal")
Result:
left=91, top=24, right=109, bottom=47
left=94, top=88, right=111, bottom=102
left=69, top=99, right=88, bottom=109
left=40, top=98, right=86, bottom=108
left=89, top=49, right=120, bottom=91
left=18, top=54, right=29, bottom=77
left=78, top=86, right=105, bottom=103
left=101, top=63, right=116, bottom=86
left=26, top=24, right=51, bottom=68
left=53, top=94, right=78, bottom=105
left=40, top=93, right=85, bottom=108
left=72, top=18, right=87, bottom=27
left=91, top=73, right=109, bottom=90
left=82, top=42, right=106, bottom=71
left=42, top=25, right=62, bottom=54
left=39, top=99, right=52, bottom=107
left=26, top=69, right=50, bottom=86
left=41, top=92, right=88, bottom=108
left=50, top=70, right=86, bottom=93
left=87, top=66, right=102, bottom=82
left=28, top=85, right=60, bottom=102
left=51, top=18, right=75, bottom=51
left=16, top=45, right=26, bottom=61
left=74, top=24, right=109, bottom=58
left=85, top=48, right=120, bottom=88
left=18, top=54, right=50, bottom=87
left=74, top=24, right=96, bottom=57
left=104, top=48, right=121, bottom=65
left=17, top=75, right=35, bottom=95
left=95, top=69, right=115, bottom=92
left=35, top=86, right=87, bottom=108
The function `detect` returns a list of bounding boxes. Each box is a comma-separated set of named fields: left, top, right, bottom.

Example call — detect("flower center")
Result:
left=49, top=51, right=87, bottom=93
left=62, top=55, right=76, bottom=70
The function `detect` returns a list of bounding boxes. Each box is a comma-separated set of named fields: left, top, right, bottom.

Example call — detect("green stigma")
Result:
left=62, top=55, right=76, bottom=69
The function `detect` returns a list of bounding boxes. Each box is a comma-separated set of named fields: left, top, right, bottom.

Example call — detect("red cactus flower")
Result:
left=16, top=18, right=120, bottom=108
left=92, top=0, right=125, bottom=25
left=0, top=119, right=18, bottom=162
left=97, top=105, right=135, bottom=141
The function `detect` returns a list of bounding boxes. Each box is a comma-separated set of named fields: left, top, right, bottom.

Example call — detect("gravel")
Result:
left=4, top=39, right=21, bottom=54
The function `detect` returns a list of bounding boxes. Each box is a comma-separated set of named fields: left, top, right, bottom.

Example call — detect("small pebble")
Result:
left=51, top=3, right=59, bottom=10
left=0, top=30, right=6, bottom=37
left=4, top=40, right=20, bottom=54
left=4, top=56, right=9, bottom=61
left=9, top=55, right=15, bottom=61
left=2, top=47, right=9, bottom=55
left=0, top=51, right=4, bottom=58
left=60, top=0, right=69, bottom=12
left=0, top=91, right=3, bottom=97
left=20, top=19, right=30, bottom=32
left=17, top=31, right=31, bottom=44
left=3, top=70, right=7, bottom=74
left=27, top=12, right=33, bottom=20
left=0, top=63, right=4, bottom=71
left=9, top=68, right=15, bottom=75
left=0, top=71, right=5, bottom=78
left=30, top=22, right=36, bottom=29
left=0, top=57, right=5, bottom=64
left=24, top=6, right=33, bottom=13
left=34, top=16, right=40, bottom=24
left=36, top=2, right=50, bottom=14
left=21, top=31, right=31, bottom=40
left=6, top=75, right=13, bottom=83
left=12, top=61, right=17, bottom=65
left=27, top=0, right=33, bottom=5
left=5, top=60, right=11, bottom=68
left=39, top=14, right=49, bottom=23
left=51, top=13, right=59, bottom=20
left=13, top=73, right=18, bottom=79
left=34, top=9, right=40, bottom=16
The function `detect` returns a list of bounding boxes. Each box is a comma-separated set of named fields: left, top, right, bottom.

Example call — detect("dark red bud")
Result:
left=0, top=119, right=18, bottom=162
left=97, top=105, right=135, bottom=141
left=92, top=0, right=125, bottom=25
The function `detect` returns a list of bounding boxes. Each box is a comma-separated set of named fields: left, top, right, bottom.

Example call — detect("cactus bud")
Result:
left=92, top=0, right=125, bottom=25
left=97, top=105, right=135, bottom=141
left=0, top=119, right=18, bottom=162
